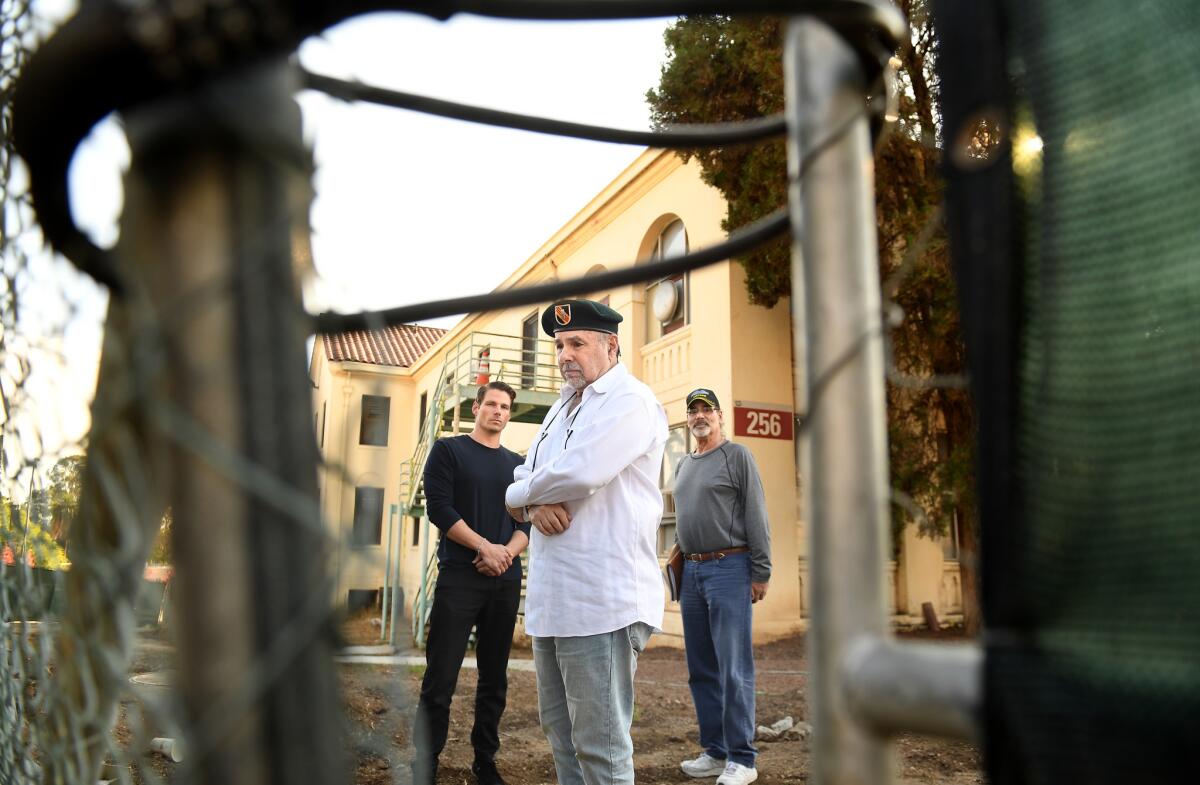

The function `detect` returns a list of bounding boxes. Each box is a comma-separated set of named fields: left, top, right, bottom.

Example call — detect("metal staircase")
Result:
left=392, top=330, right=561, bottom=646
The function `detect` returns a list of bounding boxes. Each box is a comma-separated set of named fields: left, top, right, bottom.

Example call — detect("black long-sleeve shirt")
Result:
left=423, top=435, right=528, bottom=582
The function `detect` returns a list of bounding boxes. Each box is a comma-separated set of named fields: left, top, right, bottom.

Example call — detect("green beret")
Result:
left=541, top=299, right=623, bottom=337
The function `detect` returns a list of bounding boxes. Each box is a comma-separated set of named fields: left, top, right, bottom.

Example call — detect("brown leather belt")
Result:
left=684, top=546, right=749, bottom=562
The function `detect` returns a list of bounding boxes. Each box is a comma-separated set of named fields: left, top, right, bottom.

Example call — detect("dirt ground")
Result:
left=113, top=615, right=979, bottom=783
left=338, top=615, right=982, bottom=785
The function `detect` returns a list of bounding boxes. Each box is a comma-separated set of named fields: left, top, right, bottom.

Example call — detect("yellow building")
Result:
left=308, top=149, right=963, bottom=646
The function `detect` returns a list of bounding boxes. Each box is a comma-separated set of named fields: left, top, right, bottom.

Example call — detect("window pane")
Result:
left=661, top=275, right=686, bottom=334
left=360, top=395, right=390, bottom=446
left=661, top=424, right=690, bottom=491
left=658, top=425, right=689, bottom=554
left=347, top=589, right=378, bottom=611
left=659, top=220, right=687, bottom=259
left=646, top=220, right=689, bottom=342
left=352, top=487, right=385, bottom=545
left=658, top=520, right=677, bottom=556
left=941, top=512, right=962, bottom=560
left=521, top=313, right=538, bottom=388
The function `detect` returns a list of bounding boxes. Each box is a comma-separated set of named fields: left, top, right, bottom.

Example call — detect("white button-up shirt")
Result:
left=506, top=362, right=668, bottom=637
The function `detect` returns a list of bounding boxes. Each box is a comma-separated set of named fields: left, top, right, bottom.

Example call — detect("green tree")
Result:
left=27, top=486, right=50, bottom=527
left=46, top=455, right=173, bottom=563
left=647, top=3, right=980, bottom=633
left=149, top=506, right=173, bottom=564
left=48, top=454, right=86, bottom=546
left=0, top=492, right=68, bottom=569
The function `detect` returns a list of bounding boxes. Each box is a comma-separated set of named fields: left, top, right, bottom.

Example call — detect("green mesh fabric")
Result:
left=989, top=0, right=1200, bottom=781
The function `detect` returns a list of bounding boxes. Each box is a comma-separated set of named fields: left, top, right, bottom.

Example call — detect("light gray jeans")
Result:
left=532, top=622, right=654, bottom=785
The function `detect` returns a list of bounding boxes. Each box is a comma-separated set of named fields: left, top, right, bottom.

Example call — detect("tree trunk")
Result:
left=957, top=503, right=982, bottom=637
left=942, top=396, right=981, bottom=636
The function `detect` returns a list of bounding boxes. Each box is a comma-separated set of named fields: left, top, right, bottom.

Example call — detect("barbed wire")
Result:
left=302, top=69, right=788, bottom=148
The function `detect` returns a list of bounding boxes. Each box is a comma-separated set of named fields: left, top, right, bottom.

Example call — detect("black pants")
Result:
left=413, top=572, right=522, bottom=768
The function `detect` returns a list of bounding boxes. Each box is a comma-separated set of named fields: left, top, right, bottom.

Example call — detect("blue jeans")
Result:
left=533, top=623, right=654, bottom=785
left=680, top=551, right=757, bottom=767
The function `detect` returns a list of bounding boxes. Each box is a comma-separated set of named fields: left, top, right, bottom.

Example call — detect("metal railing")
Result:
left=399, top=329, right=560, bottom=516
left=443, top=330, right=561, bottom=395
left=410, top=539, right=439, bottom=647
left=394, top=329, right=559, bottom=647
left=398, top=373, right=453, bottom=517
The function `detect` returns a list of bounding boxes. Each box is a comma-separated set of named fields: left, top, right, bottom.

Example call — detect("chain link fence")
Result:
left=1, top=2, right=978, bottom=783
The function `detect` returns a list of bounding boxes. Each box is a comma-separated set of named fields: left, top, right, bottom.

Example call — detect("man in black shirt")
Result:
left=412, top=381, right=529, bottom=785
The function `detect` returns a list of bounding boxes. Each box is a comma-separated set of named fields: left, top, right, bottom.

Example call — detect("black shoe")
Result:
left=412, top=758, right=438, bottom=785
left=471, top=758, right=507, bottom=785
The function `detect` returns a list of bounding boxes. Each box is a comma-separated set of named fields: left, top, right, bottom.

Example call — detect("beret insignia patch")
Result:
left=554, top=304, right=572, bottom=326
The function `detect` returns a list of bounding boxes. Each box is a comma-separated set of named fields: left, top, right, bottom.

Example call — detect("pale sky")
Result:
left=298, top=14, right=674, bottom=322
left=7, top=4, right=675, bottom=484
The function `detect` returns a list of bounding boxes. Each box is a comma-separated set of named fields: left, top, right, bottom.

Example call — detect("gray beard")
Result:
left=562, top=372, right=587, bottom=390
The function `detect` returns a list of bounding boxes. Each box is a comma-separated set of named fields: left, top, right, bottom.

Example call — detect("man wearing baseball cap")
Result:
left=673, top=387, right=771, bottom=785
left=505, top=298, right=668, bottom=785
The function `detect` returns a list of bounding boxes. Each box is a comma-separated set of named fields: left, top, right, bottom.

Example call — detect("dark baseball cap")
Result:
left=686, top=388, right=721, bottom=410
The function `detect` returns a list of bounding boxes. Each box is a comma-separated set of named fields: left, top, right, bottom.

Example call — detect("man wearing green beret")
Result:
left=505, top=298, right=668, bottom=785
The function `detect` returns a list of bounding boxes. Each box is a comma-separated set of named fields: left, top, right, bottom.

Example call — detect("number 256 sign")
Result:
left=733, top=405, right=794, bottom=440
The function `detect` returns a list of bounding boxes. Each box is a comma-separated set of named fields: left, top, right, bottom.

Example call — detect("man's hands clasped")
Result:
left=473, top=541, right=515, bottom=577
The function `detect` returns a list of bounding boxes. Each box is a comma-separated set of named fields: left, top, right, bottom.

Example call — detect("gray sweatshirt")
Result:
left=673, top=440, right=771, bottom=583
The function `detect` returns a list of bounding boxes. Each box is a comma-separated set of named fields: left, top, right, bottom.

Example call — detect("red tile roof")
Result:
left=322, top=324, right=446, bottom=368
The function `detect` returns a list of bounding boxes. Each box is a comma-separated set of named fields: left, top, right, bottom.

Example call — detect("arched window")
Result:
left=645, top=219, right=688, bottom=342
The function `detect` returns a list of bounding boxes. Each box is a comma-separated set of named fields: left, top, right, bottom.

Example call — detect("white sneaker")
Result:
left=716, top=762, right=758, bottom=785
left=680, top=753, right=726, bottom=778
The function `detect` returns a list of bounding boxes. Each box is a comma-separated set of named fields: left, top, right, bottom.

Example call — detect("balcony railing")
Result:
left=399, top=330, right=560, bottom=515
left=442, top=330, right=560, bottom=394
left=641, top=327, right=692, bottom=389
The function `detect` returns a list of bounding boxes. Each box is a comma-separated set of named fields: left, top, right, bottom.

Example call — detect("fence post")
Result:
left=784, top=16, right=893, bottom=785
left=119, top=60, right=344, bottom=785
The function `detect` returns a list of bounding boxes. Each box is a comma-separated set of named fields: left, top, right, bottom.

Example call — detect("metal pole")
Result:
left=784, top=17, right=893, bottom=785
left=380, top=504, right=395, bottom=640
left=843, top=637, right=982, bottom=741
left=414, top=515, right=432, bottom=646
left=453, top=343, right=463, bottom=434
left=388, top=509, right=403, bottom=649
